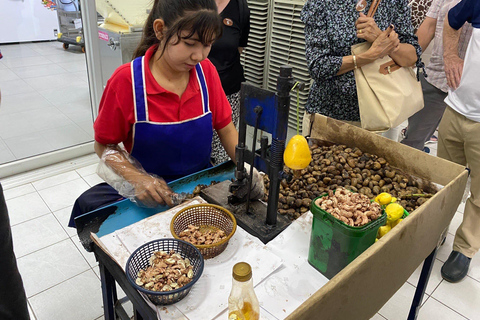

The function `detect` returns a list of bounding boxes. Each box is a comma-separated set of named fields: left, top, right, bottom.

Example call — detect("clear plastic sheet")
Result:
left=96, top=145, right=177, bottom=208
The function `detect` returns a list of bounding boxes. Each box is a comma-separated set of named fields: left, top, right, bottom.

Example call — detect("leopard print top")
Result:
left=410, top=0, right=434, bottom=31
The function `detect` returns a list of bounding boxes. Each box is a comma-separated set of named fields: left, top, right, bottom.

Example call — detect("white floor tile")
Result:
left=370, top=314, right=387, bottom=320
left=0, top=60, right=7, bottom=70
left=11, top=64, right=68, bottom=79
left=0, top=44, right=40, bottom=58
left=436, top=233, right=455, bottom=263
left=0, top=138, right=16, bottom=163
left=0, top=111, right=47, bottom=140
left=83, top=173, right=104, bottom=187
left=40, top=124, right=92, bottom=149
left=28, top=302, right=37, bottom=320
left=0, top=68, right=21, bottom=82
left=406, top=259, right=444, bottom=295
left=17, top=239, right=90, bottom=297
left=0, top=55, right=54, bottom=69
left=38, top=82, right=90, bottom=105
left=75, top=163, right=98, bottom=177
left=23, top=72, right=85, bottom=91
left=0, top=78, right=35, bottom=96
left=467, top=254, right=480, bottom=284
left=28, top=270, right=103, bottom=320
left=11, top=214, right=69, bottom=258
left=432, top=276, right=480, bottom=320
left=32, top=171, right=81, bottom=191
left=46, top=51, right=86, bottom=64
left=0, top=91, right=53, bottom=115
left=448, top=211, right=464, bottom=236
left=26, top=106, right=74, bottom=132
left=378, top=282, right=417, bottom=320
left=57, top=60, right=87, bottom=73
left=4, top=132, right=55, bottom=160
left=457, top=200, right=466, bottom=214
left=6, top=192, right=51, bottom=226
left=52, top=206, right=77, bottom=237
left=37, top=178, right=90, bottom=212
left=417, top=297, right=468, bottom=320
left=2, top=183, right=36, bottom=200
left=71, top=234, right=98, bottom=268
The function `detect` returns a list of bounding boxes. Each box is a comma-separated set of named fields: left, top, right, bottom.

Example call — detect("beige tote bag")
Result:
left=352, top=0, right=423, bottom=132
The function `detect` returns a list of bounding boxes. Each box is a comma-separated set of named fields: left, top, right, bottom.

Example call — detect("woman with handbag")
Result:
left=300, top=0, right=422, bottom=133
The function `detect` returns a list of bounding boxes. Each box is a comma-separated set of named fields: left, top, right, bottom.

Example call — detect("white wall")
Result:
left=0, top=0, right=59, bottom=43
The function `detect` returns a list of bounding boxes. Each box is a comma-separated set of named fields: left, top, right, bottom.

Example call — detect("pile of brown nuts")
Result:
left=178, top=224, right=227, bottom=245
left=264, top=143, right=437, bottom=221
left=314, top=187, right=382, bottom=226
left=135, top=250, right=194, bottom=292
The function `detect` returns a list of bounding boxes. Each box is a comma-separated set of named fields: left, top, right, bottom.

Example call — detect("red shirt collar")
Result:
left=143, top=45, right=200, bottom=96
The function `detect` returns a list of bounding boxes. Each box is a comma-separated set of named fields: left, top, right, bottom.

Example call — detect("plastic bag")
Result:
left=96, top=145, right=178, bottom=207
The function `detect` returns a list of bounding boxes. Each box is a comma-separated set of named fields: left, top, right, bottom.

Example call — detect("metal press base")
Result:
left=200, top=180, right=291, bottom=244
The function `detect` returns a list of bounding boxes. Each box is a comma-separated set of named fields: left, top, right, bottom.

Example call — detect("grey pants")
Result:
left=401, top=74, right=448, bottom=150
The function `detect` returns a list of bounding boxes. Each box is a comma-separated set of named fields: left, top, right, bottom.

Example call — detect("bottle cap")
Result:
left=232, top=262, right=252, bottom=282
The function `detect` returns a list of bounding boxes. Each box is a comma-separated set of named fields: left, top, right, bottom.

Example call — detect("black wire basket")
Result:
left=125, top=238, right=204, bottom=305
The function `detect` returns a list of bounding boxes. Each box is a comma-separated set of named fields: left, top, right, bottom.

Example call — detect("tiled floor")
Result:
left=0, top=41, right=94, bottom=165
left=1, top=141, right=480, bottom=320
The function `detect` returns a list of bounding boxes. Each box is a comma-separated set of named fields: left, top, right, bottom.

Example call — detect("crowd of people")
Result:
left=301, top=0, right=479, bottom=283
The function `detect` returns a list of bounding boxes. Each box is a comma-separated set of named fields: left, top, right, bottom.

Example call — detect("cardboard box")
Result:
left=287, top=114, right=468, bottom=320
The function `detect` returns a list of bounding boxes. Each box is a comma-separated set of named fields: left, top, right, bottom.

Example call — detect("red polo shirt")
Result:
left=94, top=45, right=232, bottom=153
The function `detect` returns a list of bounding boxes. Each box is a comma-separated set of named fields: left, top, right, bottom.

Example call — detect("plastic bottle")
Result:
left=228, top=262, right=260, bottom=320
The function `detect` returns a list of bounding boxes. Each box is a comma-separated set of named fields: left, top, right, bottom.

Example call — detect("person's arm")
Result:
left=388, top=0, right=423, bottom=67
left=238, top=47, right=244, bottom=54
left=416, top=16, right=437, bottom=52
left=337, top=26, right=400, bottom=75
left=389, top=42, right=418, bottom=67
left=216, top=122, right=238, bottom=163
left=94, top=141, right=174, bottom=207
left=443, top=14, right=464, bottom=89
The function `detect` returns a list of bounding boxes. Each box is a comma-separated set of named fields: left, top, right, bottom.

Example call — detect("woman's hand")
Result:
left=355, top=13, right=382, bottom=43
left=130, top=174, right=175, bottom=208
left=369, top=25, right=400, bottom=59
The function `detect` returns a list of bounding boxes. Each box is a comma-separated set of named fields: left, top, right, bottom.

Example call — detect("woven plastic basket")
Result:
left=170, top=204, right=237, bottom=259
left=125, top=238, right=204, bottom=305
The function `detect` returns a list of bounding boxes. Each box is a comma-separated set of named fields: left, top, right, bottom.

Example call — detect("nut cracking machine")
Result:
left=201, top=66, right=304, bottom=243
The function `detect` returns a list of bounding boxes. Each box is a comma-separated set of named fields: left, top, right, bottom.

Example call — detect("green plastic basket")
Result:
left=308, top=194, right=386, bottom=279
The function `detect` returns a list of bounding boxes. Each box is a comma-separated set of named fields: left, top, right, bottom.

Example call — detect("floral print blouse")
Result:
left=300, top=0, right=422, bottom=121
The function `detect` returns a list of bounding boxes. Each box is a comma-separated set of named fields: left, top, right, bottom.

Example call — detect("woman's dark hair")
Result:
left=133, top=0, right=222, bottom=58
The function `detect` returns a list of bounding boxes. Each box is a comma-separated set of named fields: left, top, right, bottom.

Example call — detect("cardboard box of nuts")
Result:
left=288, top=114, right=468, bottom=320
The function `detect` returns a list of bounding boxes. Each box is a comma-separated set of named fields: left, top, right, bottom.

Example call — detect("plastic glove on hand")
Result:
left=131, top=175, right=175, bottom=208
left=232, top=163, right=265, bottom=201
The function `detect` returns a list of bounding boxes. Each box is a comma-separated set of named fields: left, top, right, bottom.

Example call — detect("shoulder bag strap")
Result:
left=367, top=0, right=381, bottom=17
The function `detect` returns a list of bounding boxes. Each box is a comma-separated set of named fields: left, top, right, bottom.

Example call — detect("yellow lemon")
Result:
left=284, top=135, right=312, bottom=170
left=392, top=218, right=403, bottom=228
left=377, top=193, right=392, bottom=205
left=385, top=203, right=404, bottom=223
left=377, top=225, right=391, bottom=238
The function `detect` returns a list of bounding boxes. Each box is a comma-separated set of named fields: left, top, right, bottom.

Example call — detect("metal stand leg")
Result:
left=99, top=262, right=117, bottom=320
left=408, top=247, right=438, bottom=320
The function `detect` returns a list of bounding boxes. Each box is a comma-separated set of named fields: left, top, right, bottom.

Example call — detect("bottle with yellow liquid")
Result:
left=228, top=262, right=260, bottom=320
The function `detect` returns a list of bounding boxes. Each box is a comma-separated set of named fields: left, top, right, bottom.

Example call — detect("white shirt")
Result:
left=444, top=28, right=480, bottom=122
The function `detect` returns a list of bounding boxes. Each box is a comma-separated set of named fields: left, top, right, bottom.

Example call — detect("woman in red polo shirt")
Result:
left=69, top=0, right=238, bottom=227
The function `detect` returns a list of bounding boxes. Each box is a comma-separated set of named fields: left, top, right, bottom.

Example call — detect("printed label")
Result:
left=98, top=31, right=109, bottom=41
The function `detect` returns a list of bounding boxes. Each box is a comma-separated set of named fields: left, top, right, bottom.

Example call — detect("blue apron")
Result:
left=129, top=56, right=213, bottom=182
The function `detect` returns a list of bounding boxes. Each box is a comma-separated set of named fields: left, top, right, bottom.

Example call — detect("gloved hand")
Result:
left=96, top=146, right=175, bottom=208
left=233, top=163, right=265, bottom=201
